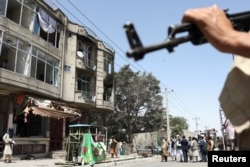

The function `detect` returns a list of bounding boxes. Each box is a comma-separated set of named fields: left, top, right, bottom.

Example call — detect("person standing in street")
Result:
left=207, top=136, right=215, bottom=151
left=180, top=135, right=189, bottom=162
left=170, top=136, right=177, bottom=161
left=176, top=135, right=183, bottom=162
left=160, top=138, right=169, bottom=162
left=223, top=119, right=236, bottom=150
left=199, top=136, right=207, bottom=162
left=2, top=128, right=15, bottom=163
left=110, top=137, right=118, bottom=158
left=191, top=137, right=199, bottom=162
left=187, top=136, right=193, bottom=161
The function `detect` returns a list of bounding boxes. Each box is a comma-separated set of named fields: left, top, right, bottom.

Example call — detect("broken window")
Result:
left=6, top=0, right=22, bottom=24
left=46, top=56, right=54, bottom=84
left=0, top=33, right=17, bottom=72
left=30, top=48, right=60, bottom=85
left=16, top=39, right=31, bottom=76
left=30, top=47, right=60, bottom=86
left=37, top=8, right=61, bottom=47
left=37, top=9, right=56, bottom=33
left=77, top=74, right=95, bottom=101
left=103, top=84, right=112, bottom=101
left=77, top=39, right=95, bottom=70
left=36, top=58, right=45, bottom=82
left=0, top=30, right=2, bottom=55
left=104, top=53, right=113, bottom=74
left=5, top=0, right=36, bottom=30
left=4, top=0, right=61, bottom=48
left=0, top=32, right=60, bottom=86
left=21, top=0, right=36, bottom=31
left=54, top=64, right=59, bottom=86
left=30, top=47, right=38, bottom=78
left=0, top=0, right=7, bottom=16
left=78, top=75, right=90, bottom=91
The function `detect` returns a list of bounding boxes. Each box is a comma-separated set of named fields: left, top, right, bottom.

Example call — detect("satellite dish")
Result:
left=77, top=51, right=84, bottom=58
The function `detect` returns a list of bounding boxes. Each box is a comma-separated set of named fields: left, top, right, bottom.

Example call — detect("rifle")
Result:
left=124, top=10, right=250, bottom=61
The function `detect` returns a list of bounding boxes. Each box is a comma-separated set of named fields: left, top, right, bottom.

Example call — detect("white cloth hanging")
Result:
left=37, top=9, right=56, bottom=33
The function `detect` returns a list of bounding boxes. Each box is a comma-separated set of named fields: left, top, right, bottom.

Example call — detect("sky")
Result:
left=46, top=0, right=250, bottom=135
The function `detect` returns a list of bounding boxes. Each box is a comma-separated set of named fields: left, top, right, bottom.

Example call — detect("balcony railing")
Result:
left=80, top=91, right=96, bottom=102
left=76, top=56, right=96, bottom=71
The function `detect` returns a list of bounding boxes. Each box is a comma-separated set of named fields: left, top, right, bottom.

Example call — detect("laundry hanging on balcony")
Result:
left=37, top=9, right=56, bottom=33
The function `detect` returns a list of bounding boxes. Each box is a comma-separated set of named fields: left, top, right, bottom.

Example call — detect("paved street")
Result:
left=110, top=158, right=208, bottom=167
left=0, top=155, right=208, bottom=167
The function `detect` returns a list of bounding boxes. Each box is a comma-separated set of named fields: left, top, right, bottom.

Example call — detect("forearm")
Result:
left=226, top=31, right=250, bottom=58
left=201, top=26, right=250, bottom=57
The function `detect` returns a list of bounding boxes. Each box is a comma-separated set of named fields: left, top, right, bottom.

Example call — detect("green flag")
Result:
left=81, top=133, right=95, bottom=165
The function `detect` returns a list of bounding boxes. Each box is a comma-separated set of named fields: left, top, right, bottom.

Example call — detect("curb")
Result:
left=95, top=155, right=156, bottom=167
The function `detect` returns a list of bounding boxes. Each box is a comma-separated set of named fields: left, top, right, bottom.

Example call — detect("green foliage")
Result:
left=170, top=116, right=189, bottom=136
left=141, top=108, right=165, bottom=132
left=106, top=65, right=163, bottom=143
left=105, top=65, right=190, bottom=143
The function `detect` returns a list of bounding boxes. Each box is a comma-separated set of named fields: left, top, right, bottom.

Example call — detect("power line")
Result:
left=55, top=0, right=144, bottom=73
left=49, top=0, right=200, bottom=126
left=171, top=91, right=196, bottom=116
left=47, top=0, right=140, bottom=73
left=52, top=0, right=174, bottom=88
left=193, top=116, right=200, bottom=134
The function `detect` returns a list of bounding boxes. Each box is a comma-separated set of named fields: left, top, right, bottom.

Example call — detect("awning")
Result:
left=21, top=96, right=81, bottom=120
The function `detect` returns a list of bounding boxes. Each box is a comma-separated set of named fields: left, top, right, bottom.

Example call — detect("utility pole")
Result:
left=205, top=125, right=209, bottom=137
left=193, top=116, right=200, bottom=135
left=165, top=88, right=173, bottom=141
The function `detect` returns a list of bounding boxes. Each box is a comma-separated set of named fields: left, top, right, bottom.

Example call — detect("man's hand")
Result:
left=182, top=5, right=236, bottom=53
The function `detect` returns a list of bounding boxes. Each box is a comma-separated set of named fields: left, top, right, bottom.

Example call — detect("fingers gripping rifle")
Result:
left=124, top=10, right=250, bottom=61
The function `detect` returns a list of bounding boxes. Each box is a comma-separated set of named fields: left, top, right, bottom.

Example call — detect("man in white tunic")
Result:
left=223, top=119, right=235, bottom=150
left=2, top=128, right=15, bottom=163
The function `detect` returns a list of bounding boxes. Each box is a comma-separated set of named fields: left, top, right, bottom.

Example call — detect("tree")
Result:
left=141, top=107, right=165, bottom=132
left=107, top=65, right=163, bottom=143
left=170, top=116, right=189, bottom=136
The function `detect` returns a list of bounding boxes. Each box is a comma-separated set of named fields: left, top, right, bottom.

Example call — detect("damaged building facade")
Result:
left=0, top=0, right=114, bottom=158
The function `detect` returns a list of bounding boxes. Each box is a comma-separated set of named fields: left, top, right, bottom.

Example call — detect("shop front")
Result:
left=7, top=95, right=81, bottom=159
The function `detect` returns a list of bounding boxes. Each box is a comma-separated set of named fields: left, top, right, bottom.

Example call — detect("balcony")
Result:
left=0, top=69, right=60, bottom=98
left=76, top=52, right=96, bottom=72
left=75, top=90, right=96, bottom=104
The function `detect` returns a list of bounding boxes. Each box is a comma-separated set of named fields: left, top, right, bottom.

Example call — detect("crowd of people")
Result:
left=160, top=4, right=248, bottom=160
left=159, top=133, right=235, bottom=163
left=165, top=135, right=205, bottom=163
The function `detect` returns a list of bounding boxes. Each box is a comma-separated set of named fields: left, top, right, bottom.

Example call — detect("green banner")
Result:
left=81, top=133, right=95, bottom=165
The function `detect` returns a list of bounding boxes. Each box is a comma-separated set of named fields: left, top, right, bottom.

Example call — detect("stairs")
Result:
left=49, top=150, right=66, bottom=159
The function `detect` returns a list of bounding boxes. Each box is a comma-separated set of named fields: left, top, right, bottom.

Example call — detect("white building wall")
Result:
left=62, top=33, right=77, bottom=101
left=96, top=48, right=104, bottom=106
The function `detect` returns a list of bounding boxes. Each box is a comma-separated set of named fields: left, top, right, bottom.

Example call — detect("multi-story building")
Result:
left=0, top=0, right=114, bottom=158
